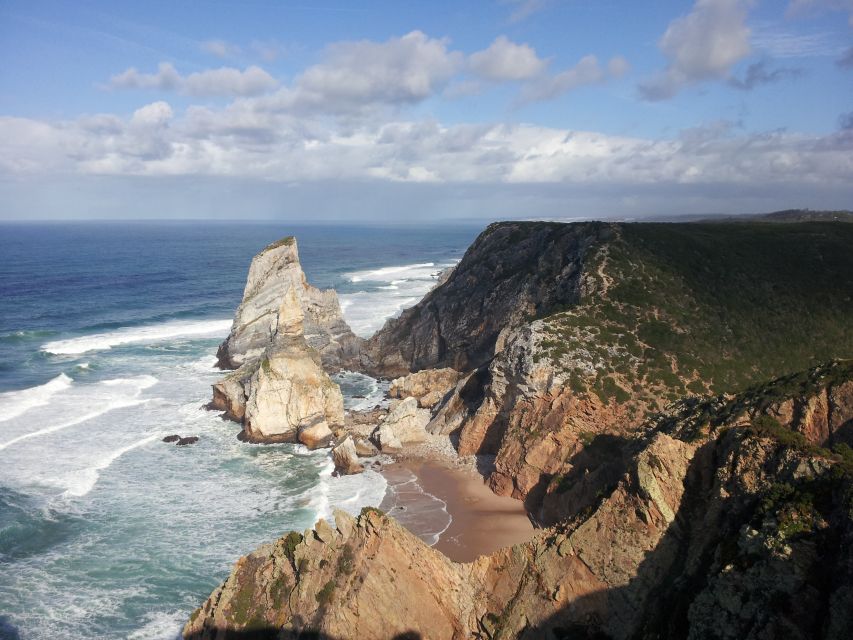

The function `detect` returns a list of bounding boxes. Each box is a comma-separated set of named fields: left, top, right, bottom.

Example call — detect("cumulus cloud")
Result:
left=728, top=61, right=803, bottom=89
left=639, top=0, right=752, bottom=100
left=201, top=39, right=241, bottom=58
left=468, top=36, right=548, bottom=81
left=109, top=63, right=278, bottom=97
left=256, top=31, right=462, bottom=114
left=520, top=55, right=627, bottom=102
left=2, top=99, right=851, bottom=197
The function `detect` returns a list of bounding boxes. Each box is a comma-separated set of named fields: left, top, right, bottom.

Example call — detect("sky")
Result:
left=0, top=0, right=851, bottom=222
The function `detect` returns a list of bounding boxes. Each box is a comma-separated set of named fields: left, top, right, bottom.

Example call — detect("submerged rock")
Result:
left=176, top=436, right=199, bottom=446
left=162, top=434, right=181, bottom=443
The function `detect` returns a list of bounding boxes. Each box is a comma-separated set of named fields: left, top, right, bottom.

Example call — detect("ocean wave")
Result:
left=346, top=262, right=437, bottom=283
left=40, top=319, right=232, bottom=355
left=60, top=434, right=159, bottom=498
left=339, top=260, right=457, bottom=338
left=0, top=373, right=74, bottom=424
left=0, top=375, right=157, bottom=451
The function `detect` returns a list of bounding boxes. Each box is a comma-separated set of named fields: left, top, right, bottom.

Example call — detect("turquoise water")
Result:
left=0, top=222, right=479, bottom=639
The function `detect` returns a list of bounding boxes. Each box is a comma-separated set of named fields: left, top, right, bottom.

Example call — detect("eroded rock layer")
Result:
left=185, top=362, right=853, bottom=640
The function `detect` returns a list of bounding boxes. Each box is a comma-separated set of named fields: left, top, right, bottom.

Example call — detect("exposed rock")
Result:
left=176, top=436, right=199, bottom=446
left=211, top=237, right=347, bottom=446
left=162, top=435, right=180, bottom=443
left=389, top=367, right=462, bottom=408
left=362, top=222, right=607, bottom=376
left=374, top=423, right=403, bottom=453
left=332, top=436, right=364, bottom=475
left=185, top=368, right=853, bottom=640
left=371, top=397, right=430, bottom=451
left=216, top=236, right=361, bottom=372
left=352, top=436, right=379, bottom=457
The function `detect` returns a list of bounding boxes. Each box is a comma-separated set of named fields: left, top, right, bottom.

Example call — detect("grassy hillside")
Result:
left=539, top=222, right=853, bottom=405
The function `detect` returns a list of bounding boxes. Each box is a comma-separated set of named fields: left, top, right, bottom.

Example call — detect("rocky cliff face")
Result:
left=217, top=236, right=361, bottom=373
left=210, top=237, right=346, bottom=446
left=185, top=362, right=853, bottom=640
left=361, top=222, right=610, bottom=377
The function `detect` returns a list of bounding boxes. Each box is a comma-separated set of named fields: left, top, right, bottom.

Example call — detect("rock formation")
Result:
left=389, top=367, right=461, bottom=409
left=190, top=220, right=853, bottom=638
left=185, top=362, right=853, bottom=640
left=331, top=437, right=364, bottom=475
left=216, top=236, right=361, bottom=372
left=371, top=397, right=430, bottom=452
left=210, top=237, right=346, bottom=447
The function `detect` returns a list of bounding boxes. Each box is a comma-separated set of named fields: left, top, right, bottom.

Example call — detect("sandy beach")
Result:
left=379, top=458, right=535, bottom=563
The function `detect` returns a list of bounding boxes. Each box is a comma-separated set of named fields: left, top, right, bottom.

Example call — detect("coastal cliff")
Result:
left=185, top=361, right=853, bottom=639
left=210, top=237, right=348, bottom=445
left=191, top=219, right=853, bottom=638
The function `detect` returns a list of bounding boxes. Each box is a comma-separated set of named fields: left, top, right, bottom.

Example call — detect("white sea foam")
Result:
left=0, top=375, right=157, bottom=451
left=0, top=373, right=74, bottom=423
left=128, top=610, right=185, bottom=640
left=61, top=434, right=159, bottom=498
left=41, top=319, right=232, bottom=355
left=339, top=261, right=457, bottom=338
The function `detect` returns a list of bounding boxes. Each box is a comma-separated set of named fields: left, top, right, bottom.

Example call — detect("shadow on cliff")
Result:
left=527, top=433, right=632, bottom=525
left=516, top=436, right=852, bottom=639
left=184, top=630, right=422, bottom=640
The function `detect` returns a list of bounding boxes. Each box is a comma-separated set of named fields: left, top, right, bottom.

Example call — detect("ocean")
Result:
left=0, top=221, right=480, bottom=639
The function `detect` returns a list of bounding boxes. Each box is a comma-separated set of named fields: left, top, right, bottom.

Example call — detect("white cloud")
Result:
left=200, top=39, right=241, bottom=58
left=468, top=36, right=548, bottom=81
left=639, top=0, right=752, bottom=100
left=2, top=101, right=851, bottom=196
left=266, top=31, right=462, bottom=114
left=520, top=55, right=626, bottom=102
left=109, top=63, right=278, bottom=97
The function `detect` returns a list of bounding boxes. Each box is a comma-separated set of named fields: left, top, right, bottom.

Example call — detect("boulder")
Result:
left=372, top=397, right=430, bottom=450
left=332, top=437, right=364, bottom=475
left=353, top=437, right=379, bottom=457
left=389, top=367, right=462, bottom=409
left=297, top=420, right=333, bottom=450
left=162, top=434, right=181, bottom=443
left=374, top=423, right=403, bottom=453
left=176, top=436, right=199, bottom=446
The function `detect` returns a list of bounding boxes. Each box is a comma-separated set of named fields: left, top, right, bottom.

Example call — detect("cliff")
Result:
left=217, top=236, right=361, bottom=373
left=210, top=237, right=347, bottom=446
left=414, top=221, right=853, bottom=516
left=185, top=361, right=853, bottom=640
left=190, top=220, right=853, bottom=638
left=360, top=222, right=610, bottom=376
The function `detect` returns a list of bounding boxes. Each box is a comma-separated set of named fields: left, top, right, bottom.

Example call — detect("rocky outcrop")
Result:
left=332, top=437, right=363, bottom=475
left=211, top=238, right=346, bottom=447
left=371, top=397, right=430, bottom=452
left=216, top=236, right=361, bottom=372
left=389, top=367, right=461, bottom=409
left=361, top=222, right=609, bottom=376
left=185, top=367, right=853, bottom=639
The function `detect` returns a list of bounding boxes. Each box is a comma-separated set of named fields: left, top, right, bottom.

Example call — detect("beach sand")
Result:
left=379, top=458, right=535, bottom=563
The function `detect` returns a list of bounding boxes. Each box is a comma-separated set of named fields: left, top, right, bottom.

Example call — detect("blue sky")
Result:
left=0, top=0, right=851, bottom=220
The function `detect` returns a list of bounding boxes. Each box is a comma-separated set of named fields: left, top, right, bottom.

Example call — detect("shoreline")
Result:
left=376, top=445, right=535, bottom=563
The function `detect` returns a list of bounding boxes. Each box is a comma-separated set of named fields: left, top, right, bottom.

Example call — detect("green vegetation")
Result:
left=315, top=580, right=336, bottom=606
left=261, top=235, right=295, bottom=253
left=360, top=506, right=385, bottom=518
left=281, top=531, right=303, bottom=561
left=539, top=222, right=853, bottom=407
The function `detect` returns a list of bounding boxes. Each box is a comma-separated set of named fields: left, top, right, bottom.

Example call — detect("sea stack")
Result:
left=211, top=236, right=348, bottom=447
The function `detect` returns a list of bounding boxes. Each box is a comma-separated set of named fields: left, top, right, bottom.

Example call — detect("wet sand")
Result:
left=379, top=459, right=535, bottom=563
